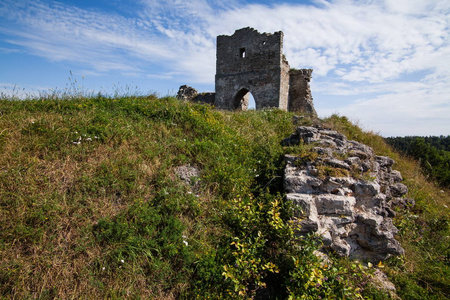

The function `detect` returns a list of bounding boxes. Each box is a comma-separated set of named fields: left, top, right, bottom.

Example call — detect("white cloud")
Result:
left=0, top=0, right=449, bottom=135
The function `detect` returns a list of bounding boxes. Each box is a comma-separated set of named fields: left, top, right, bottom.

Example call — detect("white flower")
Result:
left=86, top=137, right=92, bottom=141
left=183, top=240, right=188, bottom=246
left=120, top=259, right=124, bottom=263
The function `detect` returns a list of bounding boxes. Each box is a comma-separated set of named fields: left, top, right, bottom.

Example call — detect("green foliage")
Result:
left=0, top=99, right=448, bottom=299
left=386, top=136, right=450, bottom=188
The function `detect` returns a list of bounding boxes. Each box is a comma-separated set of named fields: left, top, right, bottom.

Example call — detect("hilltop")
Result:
left=0, top=95, right=448, bottom=299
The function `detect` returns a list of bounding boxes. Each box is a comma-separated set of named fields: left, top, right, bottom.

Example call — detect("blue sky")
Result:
left=0, top=0, right=449, bottom=136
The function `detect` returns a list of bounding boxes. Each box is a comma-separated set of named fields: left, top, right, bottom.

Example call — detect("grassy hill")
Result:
left=0, top=95, right=448, bottom=299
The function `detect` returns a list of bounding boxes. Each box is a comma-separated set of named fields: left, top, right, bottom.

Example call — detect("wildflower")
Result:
left=86, top=137, right=92, bottom=141
left=120, top=259, right=124, bottom=263
left=183, top=240, right=188, bottom=246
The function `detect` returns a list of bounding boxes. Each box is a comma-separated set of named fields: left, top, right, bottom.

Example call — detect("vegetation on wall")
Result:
left=0, top=94, right=448, bottom=299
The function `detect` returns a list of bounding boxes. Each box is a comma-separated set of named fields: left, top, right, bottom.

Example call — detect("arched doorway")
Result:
left=233, top=88, right=256, bottom=111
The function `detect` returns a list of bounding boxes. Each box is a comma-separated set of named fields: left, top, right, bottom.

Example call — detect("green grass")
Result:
left=0, top=96, right=448, bottom=299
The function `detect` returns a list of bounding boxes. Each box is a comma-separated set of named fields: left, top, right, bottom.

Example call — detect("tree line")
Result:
left=385, top=136, right=450, bottom=188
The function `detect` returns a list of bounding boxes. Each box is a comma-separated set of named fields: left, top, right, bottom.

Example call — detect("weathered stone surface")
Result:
left=389, top=183, right=408, bottom=197
left=289, top=69, right=317, bottom=116
left=175, top=165, right=200, bottom=188
left=315, top=195, right=356, bottom=215
left=180, top=27, right=318, bottom=115
left=214, top=27, right=316, bottom=115
left=193, top=92, right=215, bottom=105
left=354, top=181, right=380, bottom=197
left=177, top=86, right=216, bottom=106
left=177, top=85, right=198, bottom=101
left=376, top=156, right=395, bottom=167
left=372, top=269, right=397, bottom=295
left=283, top=126, right=411, bottom=261
left=324, top=158, right=351, bottom=170
left=284, top=173, right=322, bottom=194
left=285, top=193, right=315, bottom=216
left=390, top=170, right=403, bottom=183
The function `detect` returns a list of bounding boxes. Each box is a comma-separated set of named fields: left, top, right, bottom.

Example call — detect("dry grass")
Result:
left=1, top=99, right=448, bottom=299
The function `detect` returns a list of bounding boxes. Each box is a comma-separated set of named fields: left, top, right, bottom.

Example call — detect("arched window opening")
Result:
left=233, top=88, right=256, bottom=111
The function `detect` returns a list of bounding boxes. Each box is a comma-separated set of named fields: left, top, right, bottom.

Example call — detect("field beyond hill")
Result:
left=0, top=95, right=448, bottom=299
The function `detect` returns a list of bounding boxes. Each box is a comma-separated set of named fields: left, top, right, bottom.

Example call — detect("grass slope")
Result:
left=0, top=96, right=448, bottom=299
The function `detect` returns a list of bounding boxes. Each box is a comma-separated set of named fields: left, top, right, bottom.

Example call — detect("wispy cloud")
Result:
left=0, top=0, right=449, bottom=135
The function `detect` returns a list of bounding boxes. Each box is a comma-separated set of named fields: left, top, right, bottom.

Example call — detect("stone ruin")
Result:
left=177, top=27, right=317, bottom=116
left=282, top=126, right=412, bottom=262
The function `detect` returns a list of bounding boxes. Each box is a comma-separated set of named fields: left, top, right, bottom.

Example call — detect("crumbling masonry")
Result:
left=178, top=27, right=316, bottom=116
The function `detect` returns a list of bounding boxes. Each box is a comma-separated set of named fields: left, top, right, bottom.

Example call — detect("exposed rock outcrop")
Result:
left=177, top=85, right=198, bottom=101
left=177, top=85, right=215, bottom=105
left=283, top=126, right=411, bottom=262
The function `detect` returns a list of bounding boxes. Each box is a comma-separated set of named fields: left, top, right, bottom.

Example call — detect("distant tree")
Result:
left=385, top=136, right=450, bottom=188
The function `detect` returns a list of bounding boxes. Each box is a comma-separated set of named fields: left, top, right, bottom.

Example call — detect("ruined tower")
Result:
left=178, top=27, right=316, bottom=115
left=289, top=69, right=317, bottom=116
left=214, top=27, right=316, bottom=115
left=215, top=27, right=290, bottom=111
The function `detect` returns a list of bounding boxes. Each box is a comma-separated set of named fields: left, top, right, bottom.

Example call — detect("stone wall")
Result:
left=282, top=126, right=411, bottom=262
left=289, top=69, right=317, bottom=116
left=215, top=27, right=289, bottom=110
left=178, top=27, right=317, bottom=115
left=176, top=85, right=215, bottom=105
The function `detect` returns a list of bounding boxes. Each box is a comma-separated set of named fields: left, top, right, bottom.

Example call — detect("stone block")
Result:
left=315, top=195, right=355, bottom=215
